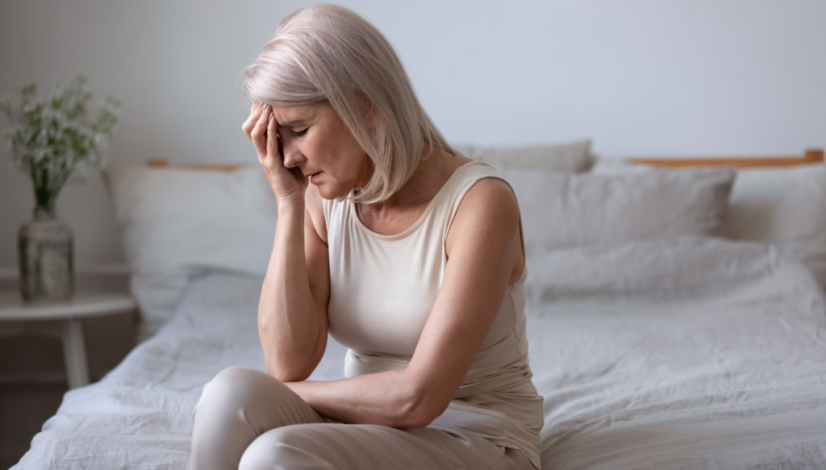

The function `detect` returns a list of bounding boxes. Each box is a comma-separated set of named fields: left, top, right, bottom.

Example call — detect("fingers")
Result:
left=241, top=101, right=264, bottom=140
left=250, top=104, right=272, bottom=162
left=266, top=110, right=278, bottom=161
left=243, top=102, right=284, bottom=172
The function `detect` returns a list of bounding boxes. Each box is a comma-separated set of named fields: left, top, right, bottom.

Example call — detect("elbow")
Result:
left=395, top=385, right=449, bottom=429
left=267, top=364, right=310, bottom=383
left=259, top=321, right=322, bottom=383
left=263, top=347, right=319, bottom=382
left=261, top=340, right=317, bottom=382
left=399, top=409, right=438, bottom=429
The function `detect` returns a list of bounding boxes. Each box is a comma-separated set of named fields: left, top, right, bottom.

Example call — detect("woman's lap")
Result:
left=241, top=422, right=529, bottom=470
left=191, top=366, right=531, bottom=470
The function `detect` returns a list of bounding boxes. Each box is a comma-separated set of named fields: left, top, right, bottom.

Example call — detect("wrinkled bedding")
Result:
left=14, top=236, right=826, bottom=469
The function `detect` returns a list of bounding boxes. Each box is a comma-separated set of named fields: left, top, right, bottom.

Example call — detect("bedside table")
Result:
left=0, top=292, right=136, bottom=389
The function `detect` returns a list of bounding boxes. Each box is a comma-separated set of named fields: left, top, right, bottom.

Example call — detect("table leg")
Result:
left=62, top=318, right=90, bottom=389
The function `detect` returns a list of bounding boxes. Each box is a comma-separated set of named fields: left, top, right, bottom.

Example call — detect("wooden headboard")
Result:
left=147, top=149, right=825, bottom=171
left=146, top=159, right=249, bottom=172
left=627, top=149, right=823, bottom=169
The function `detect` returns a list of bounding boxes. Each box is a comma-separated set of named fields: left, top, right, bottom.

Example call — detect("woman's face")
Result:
left=272, top=101, right=372, bottom=200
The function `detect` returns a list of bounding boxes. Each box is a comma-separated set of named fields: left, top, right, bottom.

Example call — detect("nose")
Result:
left=281, top=141, right=306, bottom=169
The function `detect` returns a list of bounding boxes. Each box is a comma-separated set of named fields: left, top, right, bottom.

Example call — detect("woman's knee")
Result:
left=194, top=366, right=323, bottom=429
left=209, top=366, right=273, bottom=392
left=239, top=425, right=331, bottom=470
left=195, top=366, right=282, bottom=416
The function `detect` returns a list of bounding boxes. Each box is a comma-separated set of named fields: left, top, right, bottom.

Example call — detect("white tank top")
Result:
left=324, top=159, right=543, bottom=470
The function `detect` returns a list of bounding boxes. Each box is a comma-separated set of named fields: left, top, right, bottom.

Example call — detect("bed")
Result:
left=12, top=144, right=826, bottom=469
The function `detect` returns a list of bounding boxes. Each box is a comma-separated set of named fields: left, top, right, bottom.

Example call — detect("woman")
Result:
left=190, top=4, right=543, bottom=470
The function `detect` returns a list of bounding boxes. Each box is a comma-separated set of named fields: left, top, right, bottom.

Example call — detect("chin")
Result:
left=317, top=185, right=345, bottom=201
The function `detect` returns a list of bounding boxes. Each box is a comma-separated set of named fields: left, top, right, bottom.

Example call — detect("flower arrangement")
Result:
left=0, top=75, right=120, bottom=210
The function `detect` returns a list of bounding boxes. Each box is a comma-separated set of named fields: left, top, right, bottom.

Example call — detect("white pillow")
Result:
left=104, top=165, right=277, bottom=340
left=452, top=139, right=592, bottom=173
left=593, top=158, right=826, bottom=288
left=500, top=166, right=735, bottom=254
left=726, top=165, right=826, bottom=288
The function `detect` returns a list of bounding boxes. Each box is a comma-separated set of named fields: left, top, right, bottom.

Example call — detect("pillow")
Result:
left=524, top=236, right=804, bottom=305
left=500, top=166, right=735, bottom=254
left=104, top=165, right=277, bottom=341
left=592, top=158, right=826, bottom=288
left=726, top=165, right=826, bottom=288
left=451, top=139, right=592, bottom=173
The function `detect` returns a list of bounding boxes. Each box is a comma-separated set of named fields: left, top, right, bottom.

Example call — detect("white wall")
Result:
left=1, top=0, right=825, bottom=269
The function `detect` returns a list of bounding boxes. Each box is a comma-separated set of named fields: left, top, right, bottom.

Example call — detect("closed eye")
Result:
left=293, top=128, right=308, bottom=137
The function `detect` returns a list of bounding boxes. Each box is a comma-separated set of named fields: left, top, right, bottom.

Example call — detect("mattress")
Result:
left=13, top=236, right=826, bottom=469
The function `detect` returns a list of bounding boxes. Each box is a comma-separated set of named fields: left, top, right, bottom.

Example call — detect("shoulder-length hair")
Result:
left=242, top=4, right=454, bottom=203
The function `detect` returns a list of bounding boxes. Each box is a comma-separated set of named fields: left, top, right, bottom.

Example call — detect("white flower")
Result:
left=1, top=76, right=119, bottom=209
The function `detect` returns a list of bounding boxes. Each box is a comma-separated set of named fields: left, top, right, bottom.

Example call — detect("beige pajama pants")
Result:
left=190, top=366, right=533, bottom=470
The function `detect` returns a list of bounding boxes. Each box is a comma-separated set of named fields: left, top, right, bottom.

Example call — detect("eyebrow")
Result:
left=276, top=120, right=304, bottom=128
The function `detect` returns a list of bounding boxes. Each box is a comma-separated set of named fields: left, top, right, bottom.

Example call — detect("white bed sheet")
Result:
left=13, top=236, right=826, bottom=469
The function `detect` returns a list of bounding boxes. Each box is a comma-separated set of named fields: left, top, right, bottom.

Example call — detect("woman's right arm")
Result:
left=243, top=102, right=330, bottom=382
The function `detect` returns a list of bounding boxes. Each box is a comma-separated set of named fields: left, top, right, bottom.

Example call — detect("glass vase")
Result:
left=18, top=207, right=74, bottom=301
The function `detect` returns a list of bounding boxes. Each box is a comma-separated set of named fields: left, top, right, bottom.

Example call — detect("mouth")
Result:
left=308, top=171, right=322, bottom=183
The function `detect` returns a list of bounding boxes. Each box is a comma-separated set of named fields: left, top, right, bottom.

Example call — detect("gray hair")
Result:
left=243, top=4, right=454, bottom=203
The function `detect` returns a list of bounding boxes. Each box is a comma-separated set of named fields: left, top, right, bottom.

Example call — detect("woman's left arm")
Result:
left=285, top=178, right=523, bottom=428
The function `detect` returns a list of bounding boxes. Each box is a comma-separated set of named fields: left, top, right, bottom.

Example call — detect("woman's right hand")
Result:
left=242, top=101, right=308, bottom=204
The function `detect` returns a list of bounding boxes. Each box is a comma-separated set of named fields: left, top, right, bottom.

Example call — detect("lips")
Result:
left=309, top=172, right=322, bottom=183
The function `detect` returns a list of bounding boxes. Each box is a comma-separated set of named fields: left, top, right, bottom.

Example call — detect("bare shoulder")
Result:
left=456, top=177, right=519, bottom=224
left=305, top=183, right=328, bottom=244
left=447, top=177, right=520, bottom=246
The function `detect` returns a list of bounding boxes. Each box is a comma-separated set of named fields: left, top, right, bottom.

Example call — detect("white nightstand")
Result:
left=0, top=292, right=136, bottom=389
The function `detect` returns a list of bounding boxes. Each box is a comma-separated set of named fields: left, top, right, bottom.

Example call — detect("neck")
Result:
left=366, top=147, right=452, bottom=212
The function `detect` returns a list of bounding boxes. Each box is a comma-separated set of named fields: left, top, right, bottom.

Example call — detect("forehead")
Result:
left=272, top=102, right=330, bottom=125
